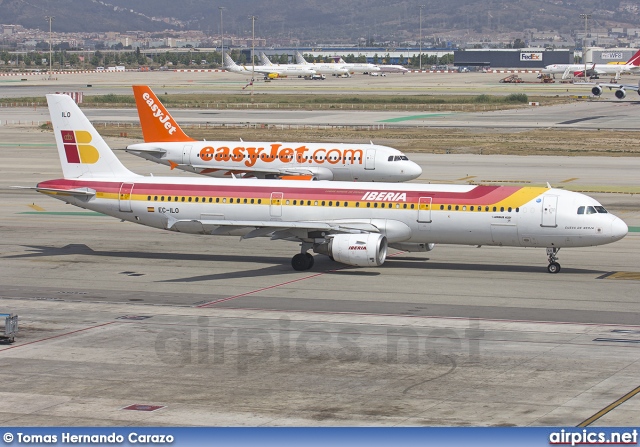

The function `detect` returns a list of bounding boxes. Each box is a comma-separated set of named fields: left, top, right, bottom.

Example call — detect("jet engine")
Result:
left=591, top=85, right=603, bottom=96
left=303, top=166, right=334, bottom=181
left=615, top=89, right=627, bottom=100
left=314, top=233, right=387, bottom=267
left=389, top=242, right=435, bottom=252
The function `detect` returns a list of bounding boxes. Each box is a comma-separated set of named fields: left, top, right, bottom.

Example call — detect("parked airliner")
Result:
left=125, top=86, right=422, bottom=182
left=542, top=49, right=640, bottom=80
left=223, top=52, right=316, bottom=79
left=31, top=94, right=627, bottom=273
left=293, top=51, right=351, bottom=77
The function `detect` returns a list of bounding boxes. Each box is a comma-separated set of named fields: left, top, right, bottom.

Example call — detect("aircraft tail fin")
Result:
left=132, top=85, right=195, bottom=143
left=46, top=94, right=138, bottom=179
left=223, top=52, right=238, bottom=69
left=259, top=52, right=273, bottom=66
left=626, top=49, right=640, bottom=67
left=295, top=51, right=309, bottom=65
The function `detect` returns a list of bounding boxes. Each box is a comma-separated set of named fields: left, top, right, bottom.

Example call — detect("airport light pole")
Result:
left=248, top=15, right=257, bottom=100
left=580, top=13, right=591, bottom=82
left=419, top=5, right=425, bottom=71
left=218, top=6, right=225, bottom=66
left=45, top=16, right=54, bottom=79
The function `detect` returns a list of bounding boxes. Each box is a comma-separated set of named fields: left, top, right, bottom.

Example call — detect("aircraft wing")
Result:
left=188, top=163, right=320, bottom=178
left=165, top=216, right=380, bottom=238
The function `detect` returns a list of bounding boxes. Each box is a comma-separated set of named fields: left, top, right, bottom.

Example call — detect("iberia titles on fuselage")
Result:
left=125, top=86, right=422, bottom=182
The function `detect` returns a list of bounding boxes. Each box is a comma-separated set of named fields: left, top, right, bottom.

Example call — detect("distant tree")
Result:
left=512, top=38, right=526, bottom=48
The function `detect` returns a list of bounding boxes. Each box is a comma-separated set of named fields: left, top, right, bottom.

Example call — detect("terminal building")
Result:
left=453, top=48, right=572, bottom=69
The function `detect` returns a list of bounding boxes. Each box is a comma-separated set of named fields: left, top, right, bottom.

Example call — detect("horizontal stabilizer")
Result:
left=13, top=186, right=96, bottom=197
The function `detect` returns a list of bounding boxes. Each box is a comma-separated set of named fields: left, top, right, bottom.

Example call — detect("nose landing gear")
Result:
left=546, top=247, right=561, bottom=274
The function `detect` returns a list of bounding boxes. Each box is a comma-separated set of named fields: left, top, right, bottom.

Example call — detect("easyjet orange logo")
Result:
left=142, top=92, right=178, bottom=136
left=61, top=130, right=99, bottom=164
left=198, top=144, right=364, bottom=168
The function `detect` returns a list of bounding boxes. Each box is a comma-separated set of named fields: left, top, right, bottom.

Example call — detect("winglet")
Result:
left=132, top=85, right=195, bottom=143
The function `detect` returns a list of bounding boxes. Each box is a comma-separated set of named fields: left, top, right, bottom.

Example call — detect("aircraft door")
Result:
left=365, top=149, right=375, bottom=170
left=182, top=145, right=193, bottom=164
left=270, top=192, right=283, bottom=217
left=417, top=197, right=432, bottom=223
left=118, top=182, right=134, bottom=212
left=541, top=195, right=558, bottom=227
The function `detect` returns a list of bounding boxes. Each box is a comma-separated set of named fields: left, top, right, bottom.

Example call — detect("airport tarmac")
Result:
left=0, top=70, right=635, bottom=99
left=1, top=122, right=639, bottom=426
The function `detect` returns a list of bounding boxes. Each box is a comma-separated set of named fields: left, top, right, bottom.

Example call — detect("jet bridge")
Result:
left=0, top=313, right=18, bottom=343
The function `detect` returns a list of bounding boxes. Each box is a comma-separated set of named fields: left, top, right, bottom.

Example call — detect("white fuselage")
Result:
left=38, top=177, right=627, bottom=251
left=126, top=141, right=422, bottom=182
left=542, top=63, right=634, bottom=75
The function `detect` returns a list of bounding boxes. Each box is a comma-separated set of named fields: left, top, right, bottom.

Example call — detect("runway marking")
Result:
left=601, top=272, right=640, bottom=281
left=560, top=177, right=579, bottom=183
left=377, top=114, right=450, bottom=123
left=629, top=226, right=640, bottom=233
left=195, top=271, right=339, bottom=308
left=577, top=385, right=640, bottom=427
left=0, top=321, right=116, bottom=353
left=27, top=203, right=45, bottom=211
left=19, top=211, right=105, bottom=216
left=196, top=251, right=406, bottom=308
left=457, top=176, right=476, bottom=181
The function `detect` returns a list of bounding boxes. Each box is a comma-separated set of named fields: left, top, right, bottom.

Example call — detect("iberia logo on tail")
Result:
left=133, top=85, right=195, bottom=143
left=61, top=130, right=99, bottom=164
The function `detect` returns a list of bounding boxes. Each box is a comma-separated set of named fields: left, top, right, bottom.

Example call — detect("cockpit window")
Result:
left=594, top=206, right=608, bottom=214
left=577, top=206, right=585, bottom=215
left=389, top=155, right=410, bottom=162
left=388, top=156, right=393, bottom=161
left=586, top=206, right=597, bottom=214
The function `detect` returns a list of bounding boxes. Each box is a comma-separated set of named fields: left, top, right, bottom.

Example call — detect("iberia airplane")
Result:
left=32, top=94, right=627, bottom=273
left=125, top=85, right=422, bottom=182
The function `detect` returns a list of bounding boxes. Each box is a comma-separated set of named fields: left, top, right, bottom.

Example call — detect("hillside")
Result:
left=0, top=0, right=638, bottom=41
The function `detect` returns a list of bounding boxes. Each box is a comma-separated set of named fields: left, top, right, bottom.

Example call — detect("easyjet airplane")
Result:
left=30, top=94, right=627, bottom=273
left=125, top=86, right=422, bottom=182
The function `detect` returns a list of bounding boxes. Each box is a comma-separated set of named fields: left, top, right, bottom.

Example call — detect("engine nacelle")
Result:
left=591, top=85, right=603, bottom=96
left=315, top=233, right=387, bottom=267
left=389, top=242, right=435, bottom=252
left=303, top=166, right=334, bottom=181
left=615, top=88, right=627, bottom=100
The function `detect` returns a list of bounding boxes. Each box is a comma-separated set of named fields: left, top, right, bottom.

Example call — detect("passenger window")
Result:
left=245, top=198, right=248, bottom=204
left=455, top=205, right=459, bottom=211
left=410, top=204, right=414, bottom=209
left=485, top=206, right=489, bottom=212
left=344, top=202, right=348, bottom=207
left=147, top=195, right=151, bottom=200
left=154, top=196, right=158, bottom=201
left=195, top=197, right=199, bottom=202
left=216, top=198, right=220, bottom=203
left=314, top=201, right=318, bottom=206
left=181, top=197, right=186, bottom=202
left=251, top=199, right=254, bottom=204
left=492, top=206, right=497, bottom=212
left=447, top=205, right=451, bottom=210
left=500, top=207, right=504, bottom=212
left=508, top=207, right=512, bottom=212
left=367, top=203, right=371, bottom=208
left=188, top=197, right=192, bottom=202
left=374, top=203, right=378, bottom=208
left=470, top=206, right=474, bottom=211
left=440, top=205, right=444, bottom=210
left=356, top=202, right=360, bottom=207
left=515, top=208, right=519, bottom=212
left=328, top=201, right=332, bottom=206
left=403, top=204, right=407, bottom=209
left=462, top=206, right=466, bottom=211
left=222, top=198, right=226, bottom=203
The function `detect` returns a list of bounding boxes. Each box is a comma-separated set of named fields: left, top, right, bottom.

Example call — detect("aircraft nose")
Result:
left=611, top=217, right=628, bottom=241
left=405, top=162, right=423, bottom=180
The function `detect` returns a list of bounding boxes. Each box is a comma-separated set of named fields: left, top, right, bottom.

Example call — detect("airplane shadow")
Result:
left=5, top=244, right=606, bottom=282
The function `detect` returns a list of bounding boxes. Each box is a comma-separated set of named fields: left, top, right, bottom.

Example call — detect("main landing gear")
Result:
left=546, top=247, right=561, bottom=274
left=291, top=243, right=315, bottom=271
